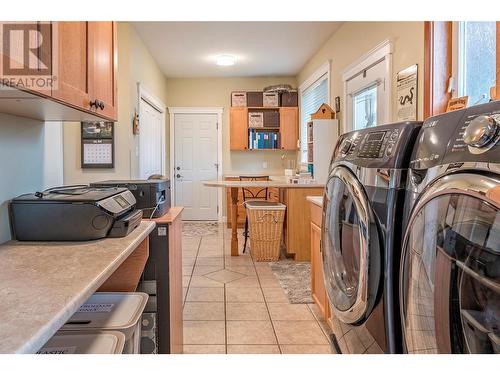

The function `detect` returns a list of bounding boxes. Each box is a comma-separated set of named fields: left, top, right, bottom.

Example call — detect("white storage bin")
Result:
left=263, top=92, right=279, bottom=107
left=60, top=292, right=148, bottom=354
left=231, top=91, right=247, bottom=107
left=248, top=112, right=264, bottom=128
left=38, top=331, right=125, bottom=354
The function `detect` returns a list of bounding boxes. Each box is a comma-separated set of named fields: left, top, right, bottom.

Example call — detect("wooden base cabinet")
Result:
left=310, top=200, right=329, bottom=319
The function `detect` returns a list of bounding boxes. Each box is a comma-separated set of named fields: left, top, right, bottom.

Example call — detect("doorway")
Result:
left=169, top=108, right=223, bottom=221
left=138, top=84, right=167, bottom=179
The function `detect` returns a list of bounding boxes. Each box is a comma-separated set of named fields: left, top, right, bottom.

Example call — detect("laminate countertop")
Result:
left=0, top=221, right=155, bottom=354
left=306, top=195, right=324, bottom=207
left=204, top=180, right=325, bottom=189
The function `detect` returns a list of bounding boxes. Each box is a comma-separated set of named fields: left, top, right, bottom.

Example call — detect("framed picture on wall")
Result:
left=81, top=122, right=115, bottom=169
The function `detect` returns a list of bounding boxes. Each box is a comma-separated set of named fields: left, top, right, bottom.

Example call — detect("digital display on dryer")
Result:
left=367, top=132, right=385, bottom=142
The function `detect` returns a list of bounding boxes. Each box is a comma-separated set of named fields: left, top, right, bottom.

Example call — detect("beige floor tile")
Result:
left=226, top=302, right=270, bottom=321
left=227, top=345, right=280, bottom=354
left=183, top=302, right=225, bottom=321
left=183, top=287, right=188, bottom=302
left=182, top=257, right=196, bottom=266
left=343, top=329, right=366, bottom=353
left=258, top=276, right=281, bottom=288
left=183, top=321, right=225, bottom=345
left=183, top=249, right=199, bottom=258
left=183, top=345, right=226, bottom=354
left=198, top=250, right=224, bottom=258
left=273, top=321, right=329, bottom=345
left=280, top=345, right=333, bottom=354
left=182, top=265, right=194, bottom=276
left=226, top=275, right=260, bottom=288
left=206, top=269, right=246, bottom=283
left=226, top=266, right=257, bottom=276
left=182, top=276, right=191, bottom=288
left=195, top=257, right=224, bottom=266
left=225, top=287, right=264, bottom=303
left=186, top=287, right=225, bottom=302
left=190, top=275, right=224, bottom=288
left=268, top=303, right=315, bottom=321
left=262, top=288, right=289, bottom=303
left=193, top=265, right=223, bottom=276
left=226, top=321, right=277, bottom=345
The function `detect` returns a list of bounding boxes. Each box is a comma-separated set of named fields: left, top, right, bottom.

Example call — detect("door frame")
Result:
left=137, top=82, right=167, bottom=179
left=342, top=39, right=393, bottom=132
left=168, top=107, right=224, bottom=221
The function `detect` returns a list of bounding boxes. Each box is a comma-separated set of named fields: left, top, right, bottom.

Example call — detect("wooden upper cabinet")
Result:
left=280, top=107, right=299, bottom=150
left=230, top=107, right=248, bottom=150
left=51, top=22, right=90, bottom=110
left=88, top=22, right=118, bottom=121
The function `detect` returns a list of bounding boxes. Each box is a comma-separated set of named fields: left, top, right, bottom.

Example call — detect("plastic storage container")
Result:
left=60, top=292, right=148, bottom=354
left=37, top=331, right=125, bottom=354
left=245, top=201, right=286, bottom=261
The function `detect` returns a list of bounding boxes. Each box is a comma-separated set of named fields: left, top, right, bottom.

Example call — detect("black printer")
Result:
left=9, top=186, right=142, bottom=241
left=90, top=178, right=170, bottom=218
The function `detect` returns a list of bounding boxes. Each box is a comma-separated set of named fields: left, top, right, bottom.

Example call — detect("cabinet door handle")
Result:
left=89, top=99, right=98, bottom=109
left=98, top=100, right=105, bottom=110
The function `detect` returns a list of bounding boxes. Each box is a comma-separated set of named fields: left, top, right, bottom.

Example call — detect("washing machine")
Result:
left=322, top=121, right=422, bottom=354
left=400, top=101, right=500, bottom=354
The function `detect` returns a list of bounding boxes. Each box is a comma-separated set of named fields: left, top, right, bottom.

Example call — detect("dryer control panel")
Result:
left=334, top=122, right=422, bottom=169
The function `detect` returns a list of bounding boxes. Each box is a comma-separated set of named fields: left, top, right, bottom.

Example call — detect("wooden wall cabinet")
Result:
left=0, top=21, right=117, bottom=122
left=229, top=105, right=299, bottom=151
left=230, top=107, right=249, bottom=150
left=280, top=107, right=299, bottom=150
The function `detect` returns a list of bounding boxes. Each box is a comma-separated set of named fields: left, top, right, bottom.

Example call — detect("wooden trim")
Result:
left=497, top=22, right=500, bottom=99
left=424, top=21, right=453, bottom=119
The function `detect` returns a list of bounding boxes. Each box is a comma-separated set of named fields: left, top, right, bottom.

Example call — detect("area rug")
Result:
left=269, top=260, right=313, bottom=304
left=182, top=222, right=220, bottom=237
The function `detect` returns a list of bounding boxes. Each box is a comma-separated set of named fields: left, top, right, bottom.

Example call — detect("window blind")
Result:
left=300, top=76, right=328, bottom=162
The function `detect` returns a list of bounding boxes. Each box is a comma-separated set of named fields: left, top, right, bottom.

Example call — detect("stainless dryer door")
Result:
left=321, top=165, right=381, bottom=324
left=400, top=173, right=500, bottom=353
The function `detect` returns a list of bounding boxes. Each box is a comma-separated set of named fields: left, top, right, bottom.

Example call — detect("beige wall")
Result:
left=165, top=76, right=298, bottom=176
left=298, top=21, right=425, bottom=130
left=63, top=22, right=169, bottom=185
left=0, top=114, right=45, bottom=243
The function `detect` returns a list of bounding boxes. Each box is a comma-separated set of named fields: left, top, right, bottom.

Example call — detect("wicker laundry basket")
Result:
left=245, top=201, right=286, bottom=262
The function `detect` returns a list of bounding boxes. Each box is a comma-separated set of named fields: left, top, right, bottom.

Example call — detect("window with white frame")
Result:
left=343, top=40, right=392, bottom=132
left=299, top=62, right=330, bottom=163
left=452, top=21, right=497, bottom=105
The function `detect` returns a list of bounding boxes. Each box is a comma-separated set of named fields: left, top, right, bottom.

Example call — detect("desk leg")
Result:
left=230, top=187, right=239, bottom=256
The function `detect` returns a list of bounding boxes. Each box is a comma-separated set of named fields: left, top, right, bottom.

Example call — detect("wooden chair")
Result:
left=239, top=175, right=270, bottom=253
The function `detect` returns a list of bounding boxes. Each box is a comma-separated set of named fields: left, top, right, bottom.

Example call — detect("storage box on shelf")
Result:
left=231, top=92, right=247, bottom=107
left=263, top=92, right=279, bottom=107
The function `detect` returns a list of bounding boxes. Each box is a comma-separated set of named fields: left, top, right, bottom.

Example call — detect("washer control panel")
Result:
left=357, top=129, right=400, bottom=159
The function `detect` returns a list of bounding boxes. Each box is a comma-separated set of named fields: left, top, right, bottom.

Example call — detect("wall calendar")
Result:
left=81, top=122, right=115, bottom=169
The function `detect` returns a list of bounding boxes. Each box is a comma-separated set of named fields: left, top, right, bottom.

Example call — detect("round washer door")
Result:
left=400, top=173, right=500, bottom=354
left=321, top=165, right=381, bottom=324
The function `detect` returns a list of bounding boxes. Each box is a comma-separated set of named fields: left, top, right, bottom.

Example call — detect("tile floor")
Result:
left=181, top=222, right=334, bottom=354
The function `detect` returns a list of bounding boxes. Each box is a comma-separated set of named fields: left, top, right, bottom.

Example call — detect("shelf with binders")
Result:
left=248, top=128, right=280, bottom=150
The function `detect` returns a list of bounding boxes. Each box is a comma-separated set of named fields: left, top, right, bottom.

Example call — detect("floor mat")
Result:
left=182, top=222, right=220, bottom=237
left=269, top=260, right=313, bottom=304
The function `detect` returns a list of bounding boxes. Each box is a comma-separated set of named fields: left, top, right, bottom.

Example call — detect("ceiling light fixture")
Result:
left=216, top=54, right=236, bottom=66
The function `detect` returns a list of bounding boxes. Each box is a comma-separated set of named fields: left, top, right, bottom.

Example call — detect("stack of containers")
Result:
left=38, top=332, right=125, bottom=354
left=58, top=292, right=148, bottom=354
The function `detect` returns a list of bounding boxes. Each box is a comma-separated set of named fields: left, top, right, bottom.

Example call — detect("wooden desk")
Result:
left=204, top=180, right=324, bottom=259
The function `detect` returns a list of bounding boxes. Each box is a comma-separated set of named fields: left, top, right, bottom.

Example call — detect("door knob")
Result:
left=176, top=174, right=183, bottom=178
left=176, top=166, right=180, bottom=170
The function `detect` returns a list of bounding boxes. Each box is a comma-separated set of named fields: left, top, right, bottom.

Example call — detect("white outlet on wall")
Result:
left=262, top=162, right=268, bottom=169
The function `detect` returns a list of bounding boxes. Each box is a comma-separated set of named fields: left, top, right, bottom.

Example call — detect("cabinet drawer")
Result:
left=310, top=202, right=323, bottom=227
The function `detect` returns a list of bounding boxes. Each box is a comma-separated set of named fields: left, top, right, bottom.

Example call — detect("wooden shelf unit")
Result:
left=230, top=106, right=299, bottom=151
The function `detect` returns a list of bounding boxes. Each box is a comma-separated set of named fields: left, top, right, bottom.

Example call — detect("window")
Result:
left=453, top=21, right=497, bottom=105
left=343, top=40, right=392, bottom=132
left=353, top=84, right=377, bottom=130
left=299, top=62, right=330, bottom=163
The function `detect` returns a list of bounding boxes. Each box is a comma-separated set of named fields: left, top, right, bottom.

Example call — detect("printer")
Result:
left=9, top=186, right=142, bottom=241
left=90, top=178, right=170, bottom=218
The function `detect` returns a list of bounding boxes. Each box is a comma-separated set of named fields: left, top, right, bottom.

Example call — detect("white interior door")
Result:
left=174, top=113, right=218, bottom=221
left=139, top=98, right=164, bottom=179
